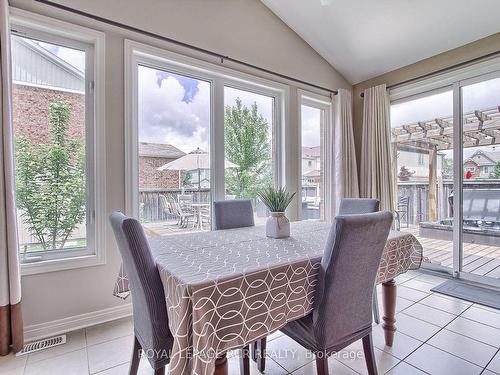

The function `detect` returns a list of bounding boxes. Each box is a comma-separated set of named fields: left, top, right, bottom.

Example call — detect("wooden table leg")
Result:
left=214, top=353, right=228, bottom=375
left=382, top=279, right=397, bottom=346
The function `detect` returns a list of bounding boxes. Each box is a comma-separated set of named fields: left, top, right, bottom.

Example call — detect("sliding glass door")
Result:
left=390, top=89, right=454, bottom=272
left=458, top=75, right=500, bottom=284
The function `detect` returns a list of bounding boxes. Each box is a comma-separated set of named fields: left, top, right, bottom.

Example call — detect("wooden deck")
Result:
left=405, top=225, right=500, bottom=280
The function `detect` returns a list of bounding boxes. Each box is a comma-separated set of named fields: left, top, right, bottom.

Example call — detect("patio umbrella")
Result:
left=157, top=147, right=238, bottom=190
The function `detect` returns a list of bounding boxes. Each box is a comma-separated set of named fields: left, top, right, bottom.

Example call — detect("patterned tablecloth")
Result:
left=114, top=221, right=422, bottom=375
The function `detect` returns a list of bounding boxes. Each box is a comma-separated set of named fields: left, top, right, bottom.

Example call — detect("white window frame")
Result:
left=10, top=9, right=106, bottom=275
left=124, top=40, right=287, bottom=222
left=297, top=90, right=332, bottom=221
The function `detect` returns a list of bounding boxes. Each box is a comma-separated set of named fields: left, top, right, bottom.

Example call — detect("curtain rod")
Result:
left=31, top=0, right=338, bottom=96
left=359, top=49, right=500, bottom=98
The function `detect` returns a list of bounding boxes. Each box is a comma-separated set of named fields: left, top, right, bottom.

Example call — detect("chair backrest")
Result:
left=109, top=212, right=173, bottom=368
left=178, top=194, right=193, bottom=203
left=159, top=194, right=173, bottom=215
left=213, top=200, right=255, bottom=230
left=399, top=196, right=410, bottom=207
left=313, top=211, right=393, bottom=350
left=338, top=198, right=380, bottom=215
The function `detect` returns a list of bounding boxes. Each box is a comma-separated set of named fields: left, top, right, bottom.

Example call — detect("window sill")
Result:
left=21, top=253, right=105, bottom=276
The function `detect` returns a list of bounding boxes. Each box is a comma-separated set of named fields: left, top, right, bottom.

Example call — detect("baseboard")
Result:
left=24, top=303, right=133, bottom=342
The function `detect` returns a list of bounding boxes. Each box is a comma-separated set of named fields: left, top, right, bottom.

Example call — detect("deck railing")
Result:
left=397, top=179, right=500, bottom=225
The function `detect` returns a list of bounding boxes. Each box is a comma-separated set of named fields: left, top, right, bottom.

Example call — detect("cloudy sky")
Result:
left=301, top=105, right=321, bottom=148
left=137, top=65, right=321, bottom=154
left=36, top=39, right=86, bottom=72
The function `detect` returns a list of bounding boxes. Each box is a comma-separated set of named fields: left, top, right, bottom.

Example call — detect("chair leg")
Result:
left=372, top=288, right=380, bottom=324
left=315, top=355, right=329, bottom=375
left=129, top=336, right=141, bottom=375
left=254, top=338, right=266, bottom=373
left=240, top=345, right=250, bottom=375
left=362, top=333, right=378, bottom=375
left=154, top=367, right=165, bottom=375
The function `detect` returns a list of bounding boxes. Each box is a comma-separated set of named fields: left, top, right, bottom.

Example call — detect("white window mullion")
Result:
left=212, top=78, right=225, bottom=204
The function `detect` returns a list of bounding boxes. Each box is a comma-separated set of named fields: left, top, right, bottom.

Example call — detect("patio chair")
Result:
left=338, top=198, right=381, bottom=324
left=163, top=194, right=194, bottom=228
left=254, top=211, right=393, bottom=375
left=178, top=194, right=194, bottom=209
left=109, top=212, right=173, bottom=375
left=174, top=201, right=195, bottom=228
left=395, top=196, right=410, bottom=229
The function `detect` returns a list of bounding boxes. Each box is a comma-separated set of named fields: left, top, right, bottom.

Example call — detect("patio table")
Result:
left=114, top=221, right=422, bottom=375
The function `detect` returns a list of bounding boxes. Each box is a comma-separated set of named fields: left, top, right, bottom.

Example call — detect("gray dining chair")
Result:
left=213, top=199, right=255, bottom=230
left=213, top=200, right=254, bottom=374
left=110, top=212, right=174, bottom=375
left=338, top=198, right=381, bottom=324
left=253, top=209, right=392, bottom=374
left=285, top=211, right=393, bottom=375
left=338, top=197, right=380, bottom=214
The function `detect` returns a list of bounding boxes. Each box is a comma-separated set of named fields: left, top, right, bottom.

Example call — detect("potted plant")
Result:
left=257, top=186, right=296, bottom=239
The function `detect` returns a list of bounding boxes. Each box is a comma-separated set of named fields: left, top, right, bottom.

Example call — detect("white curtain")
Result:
left=332, top=88, right=359, bottom=215
left=0, top=0, right=23, bottom=355
left=360, top=84, right=395, bottom=212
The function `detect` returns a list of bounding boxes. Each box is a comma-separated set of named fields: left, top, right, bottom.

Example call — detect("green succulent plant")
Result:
left=257, top=186, right=296, bottom=213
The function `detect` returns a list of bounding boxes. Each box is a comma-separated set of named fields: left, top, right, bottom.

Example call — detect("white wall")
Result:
left=10, top=0, right=350, bottom=331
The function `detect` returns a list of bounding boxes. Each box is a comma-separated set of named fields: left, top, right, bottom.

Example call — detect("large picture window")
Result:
left=10, top=12, right=105, bottom=273
left=126, top=42, right=285, bottom=235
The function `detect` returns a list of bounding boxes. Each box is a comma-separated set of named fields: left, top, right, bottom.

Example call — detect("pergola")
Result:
left=391, top=106, right=500, bottom=222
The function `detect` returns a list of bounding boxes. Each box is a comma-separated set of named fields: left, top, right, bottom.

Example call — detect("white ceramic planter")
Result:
left=266, top=212, right=290, bottom=238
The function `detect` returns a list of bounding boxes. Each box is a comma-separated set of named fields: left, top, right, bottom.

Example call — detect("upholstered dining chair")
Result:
left=338, top=197, right=380, bottom=214
left=110, top=212, right=174, bottom=375
left=253, top=209, right=392, bottom=375
left=213, top=199, right=255, bottom=230
left=338, top=198, right=381, bottom=324
left=213, top=200, right=255, bottom=374
left=280, top=211, right=393, bottom=375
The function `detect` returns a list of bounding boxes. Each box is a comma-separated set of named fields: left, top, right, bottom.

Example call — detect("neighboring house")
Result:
left=302, top=146, right=320, bottom=176
left=301, top=146, right=321, bottom=202
left=139, top=142, right=186, bottom=189
left=11, top=35, right=85, bottom=143
left=463, top=149, right=500, bottom=178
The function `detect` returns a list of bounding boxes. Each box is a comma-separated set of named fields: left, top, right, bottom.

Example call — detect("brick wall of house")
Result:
left=13, top=84, right=180, bottom=190
left=12, top=84, right=85, bottom=143
left=139, top=156, right=180, bottom=189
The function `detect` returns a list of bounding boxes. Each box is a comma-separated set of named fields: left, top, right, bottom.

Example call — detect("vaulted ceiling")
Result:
left=261, top=0, right=500, bottom=84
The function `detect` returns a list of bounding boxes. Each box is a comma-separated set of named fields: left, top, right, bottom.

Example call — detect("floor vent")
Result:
left=17, top=334, right=66, bottom=356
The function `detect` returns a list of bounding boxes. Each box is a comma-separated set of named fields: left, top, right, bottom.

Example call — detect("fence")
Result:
left=397, top=179, right=500, bottom=225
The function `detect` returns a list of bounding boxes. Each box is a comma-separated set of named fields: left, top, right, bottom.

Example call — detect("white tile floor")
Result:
left=1, top=270, right=500, bottom=375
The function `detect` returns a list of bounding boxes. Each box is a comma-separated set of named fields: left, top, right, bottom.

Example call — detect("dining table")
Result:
left=114, top=221, right=423, bottom=375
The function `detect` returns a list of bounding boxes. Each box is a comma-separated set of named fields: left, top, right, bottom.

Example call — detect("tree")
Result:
left=15, top=101, right=86, bottom=250
left=442, top=157, right=453, bottom=179
left=494, top=162, right=500, bottom=179
left=224, top=98, right=272, bottom=199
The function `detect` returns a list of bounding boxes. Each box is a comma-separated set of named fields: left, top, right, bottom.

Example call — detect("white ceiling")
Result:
left=261, top=0, right=500, bottom=84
